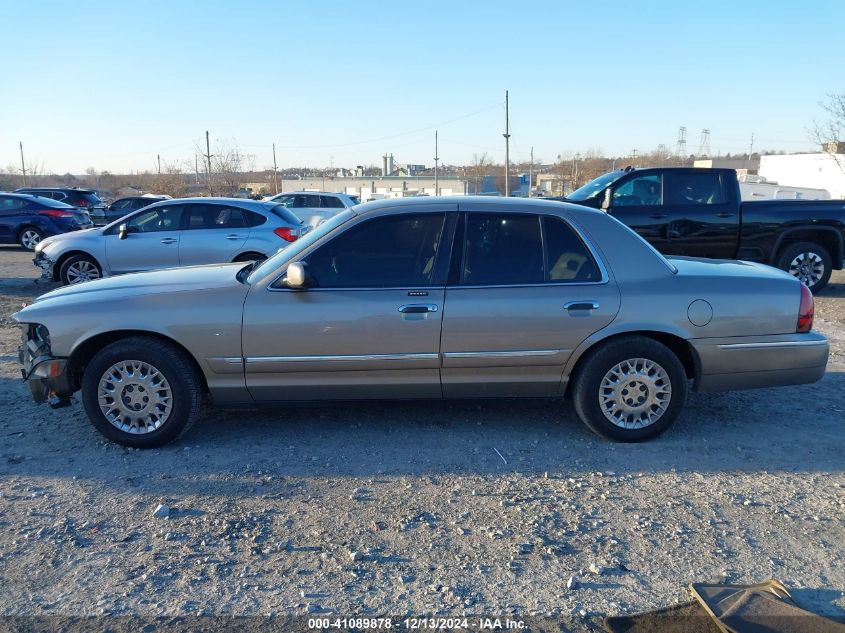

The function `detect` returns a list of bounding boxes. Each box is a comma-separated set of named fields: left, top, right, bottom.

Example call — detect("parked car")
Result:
left=263, top=191, right=358, bottom=228
left=32, top=197, right=306, bottom=285
left=16, top=187, right=106, bottom=218
left=0, top=193, right=93, bottom=250
left=15, top=197, right=828, bottom=448
left=90, top=195, right=169, bottom=226
left=551, top=167, right=845, bottom=292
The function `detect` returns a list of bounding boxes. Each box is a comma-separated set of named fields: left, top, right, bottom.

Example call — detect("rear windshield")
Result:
left=64, top=192, right=103, bottom=206
left=268, top=203, right=303, bottom=225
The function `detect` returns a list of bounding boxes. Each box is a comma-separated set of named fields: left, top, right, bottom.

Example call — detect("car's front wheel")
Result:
left=571, top=336, right=688, bottom=442
left=18, top=227, right=44, bottom=251
left=59, top=254, right=102, bottom=285
left=81, top=336, right=203, bottom=448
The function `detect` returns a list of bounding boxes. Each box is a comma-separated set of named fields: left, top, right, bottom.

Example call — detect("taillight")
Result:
left=73, top=200, right=88, bottom=206
left=796, top=283, right=814, bottom=332
left=40, top=210, right=75, bottom=218
left=274, top=227, right=300, bottom=242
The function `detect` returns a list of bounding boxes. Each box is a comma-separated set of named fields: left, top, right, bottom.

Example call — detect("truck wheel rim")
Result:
left=788, top=252, right=824, bottom=287
left=21, top=230, right=41, bottom=249
left=98, top=360, right=173, bottom=434
left=599, top=358, right=672, bottom=429
left=66, top=260, right=100, bottom=284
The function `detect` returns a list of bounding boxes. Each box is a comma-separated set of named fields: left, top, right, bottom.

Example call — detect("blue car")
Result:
left=0, top=193, right=93, bottom=251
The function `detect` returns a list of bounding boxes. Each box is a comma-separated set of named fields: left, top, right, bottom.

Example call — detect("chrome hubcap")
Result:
left=599, top=358, right=672, bottom=429
left=97, top=360, right=173, bottom=434
left=66, top=260, right=100, bottom=284
left=21, top=230, right=41, bottom=250
left=788, top=252, right=824, bottom=287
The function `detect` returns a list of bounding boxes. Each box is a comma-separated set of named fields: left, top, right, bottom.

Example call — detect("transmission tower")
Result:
left=698, top=129, right=711, bottom=157
left=675, top=127, right=687, bottom=159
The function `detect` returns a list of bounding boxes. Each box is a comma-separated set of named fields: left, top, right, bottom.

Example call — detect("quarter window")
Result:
left=306, top=213, right=446, bottom=288
left=543, top=217, right=601, bottom=282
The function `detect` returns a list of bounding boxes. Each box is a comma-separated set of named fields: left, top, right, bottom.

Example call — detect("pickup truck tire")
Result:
left=59, top=254, right=102, bottom=285
left=776, top=242, right=832, bottom=293
left=571, top=336, right=688, bottom=442
left=81, top=336, right=203, bottom=448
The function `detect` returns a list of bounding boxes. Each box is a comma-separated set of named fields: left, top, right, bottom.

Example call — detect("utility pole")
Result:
left=433, top=130, right=440, bottom=196
left=272, top=143, right=279, bottom=194
left=748, top=132, right=755, bottom=168
left=194, top=154, right=200, bottom=185
left=204, top=130, right=214, bottom=196
left=528, top=146, right=533, bottom=197
left=157, top=154, right=161, bottom=188
left=19, top=141, right=27, bottom=188
left=503, top=90, right=511, bottom=196
left=631, top=149, right=638, bottom=164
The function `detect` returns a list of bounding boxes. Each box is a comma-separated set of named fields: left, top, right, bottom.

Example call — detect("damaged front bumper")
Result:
left=19, top=328, right=73, bottom=408
left=33, top=252, right=55, bottom=281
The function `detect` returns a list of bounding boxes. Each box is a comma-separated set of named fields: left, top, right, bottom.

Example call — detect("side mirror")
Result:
left=284, top=262, right=311, bottom=289
left=118, top=223, right=128, bottom=240
left=601, top=188, right=612, bottom=211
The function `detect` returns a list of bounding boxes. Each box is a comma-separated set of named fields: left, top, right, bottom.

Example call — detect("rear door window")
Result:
left=184, top=204, right=248, bottom=229
left=667, top=172, right=726, bottom=205
left=294, top=194, right=321, bottom=208
left=320, top=195, right=345, bottom=208
left=461, top=213, right=544, bottom=285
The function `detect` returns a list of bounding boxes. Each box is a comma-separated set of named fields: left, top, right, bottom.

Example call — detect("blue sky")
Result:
left=1, top=0, right=843, bottom=173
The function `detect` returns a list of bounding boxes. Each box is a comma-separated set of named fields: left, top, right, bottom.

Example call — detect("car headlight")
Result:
left=31, top=323, right=51, bottom=347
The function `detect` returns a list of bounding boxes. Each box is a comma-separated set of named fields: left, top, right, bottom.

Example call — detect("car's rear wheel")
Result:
left=776, top=242, right=832, bottom=293
left=18, top=227, right=44, bottom=251
left=571, top=336, right=688, bottom=442
left=233, top=252, right=266, bottom=263
left=59, top=254, right=102, bottom=285
left=81, top=336, right=202, bottom=448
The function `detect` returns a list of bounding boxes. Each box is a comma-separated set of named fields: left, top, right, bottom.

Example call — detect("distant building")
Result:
left=759, top=152, right=845, bottom=199
left=271, top=175, right=468, bottom=200
left=693, top=157, right=759, bottom=172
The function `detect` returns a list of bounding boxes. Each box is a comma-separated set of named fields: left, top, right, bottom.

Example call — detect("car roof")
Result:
left=16, top=187, right=97, bottom=194
left=351, top=195, right=604, bottom=216
left=274, top=191, right=350, bottom=197
left=144, top=196, right=283, bottom=210
left=0, top=192, right=75, bottom=206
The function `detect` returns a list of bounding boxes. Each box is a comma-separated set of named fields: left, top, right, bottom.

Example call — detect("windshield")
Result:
left=247, top=209, right=356, bottom=284
left=567, top=170, right=625, bottom=201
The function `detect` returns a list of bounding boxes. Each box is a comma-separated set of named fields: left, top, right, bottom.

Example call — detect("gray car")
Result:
left=32, top=197, right=307, bottom=285
left=14, top=197, right=828, bottom=448
left=264, top=191, right=358, bottom=228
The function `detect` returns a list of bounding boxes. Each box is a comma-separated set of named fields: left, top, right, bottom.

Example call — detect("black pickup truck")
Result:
left=554, top=167, right=845, bottom=292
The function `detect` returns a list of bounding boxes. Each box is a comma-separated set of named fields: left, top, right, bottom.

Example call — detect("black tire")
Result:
left=776, top=241, right=832, bottom=294
left=59, top=254, right=102, bottom=285
left=81, top=336, right=203, bottom=448
left=18, top=227, right=44, bottom=251
left=571, top=336, right=688, bottom=442
left=233, top=252, right=266, bottom=263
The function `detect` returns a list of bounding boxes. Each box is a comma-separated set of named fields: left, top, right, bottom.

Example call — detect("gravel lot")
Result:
left=0, top=244, right=843, bottom=629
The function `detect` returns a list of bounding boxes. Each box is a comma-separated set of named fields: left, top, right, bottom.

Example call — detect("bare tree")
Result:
left=469, top=152, right=491, bottom=194
left=194, top=140, right=256, bottom=196
left=811, top=93, right=845, bottom=172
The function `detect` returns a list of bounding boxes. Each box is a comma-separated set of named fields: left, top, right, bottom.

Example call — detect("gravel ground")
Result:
left=0, top=245, right=843, bottom=630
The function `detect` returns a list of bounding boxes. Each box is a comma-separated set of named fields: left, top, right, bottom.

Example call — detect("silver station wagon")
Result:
left=15, top=197, right=828, bottom=448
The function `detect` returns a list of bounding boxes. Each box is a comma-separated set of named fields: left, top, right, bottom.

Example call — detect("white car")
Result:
left=33, top=197, right=307, bottom=285
left=263, top=191, right=358, bottom=228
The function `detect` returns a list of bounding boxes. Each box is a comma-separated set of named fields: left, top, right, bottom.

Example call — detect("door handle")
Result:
left=564, top=301, right=599, bottom=311
left=715, top=212, right=734, bottom=218
left=160, top=238, right=177, bottom=244
left=398, top=304, right=439, bottom=314
left=226, top=234, right=243, bottom=240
